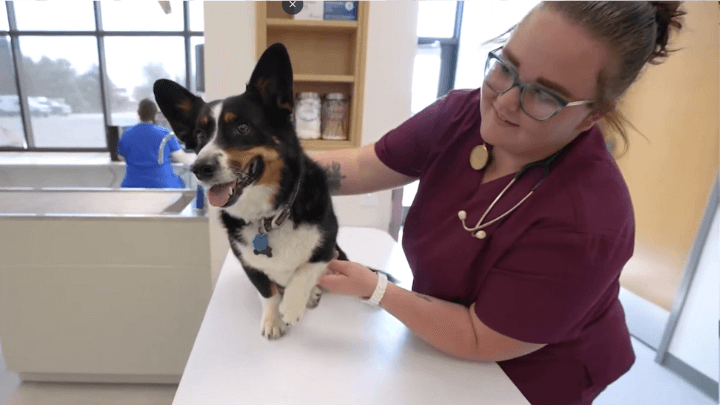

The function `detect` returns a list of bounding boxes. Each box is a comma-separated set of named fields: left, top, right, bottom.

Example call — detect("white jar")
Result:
left=294, top=92, right=322, bottom=140
left=321, top=93, right=349, bottom=140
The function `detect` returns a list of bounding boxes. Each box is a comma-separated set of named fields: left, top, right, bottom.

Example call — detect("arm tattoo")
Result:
left=323, top=161, right=346, bottom=195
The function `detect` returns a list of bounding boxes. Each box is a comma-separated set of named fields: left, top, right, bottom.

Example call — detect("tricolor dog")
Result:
left=154, top=43, right=375, bottom=339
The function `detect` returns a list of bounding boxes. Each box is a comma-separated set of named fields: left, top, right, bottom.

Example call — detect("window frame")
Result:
left=0, top=1, right=202, bottom=152
left=417, top=1, right=464, bottom=99
left=401, top=1, right=464, bottom=226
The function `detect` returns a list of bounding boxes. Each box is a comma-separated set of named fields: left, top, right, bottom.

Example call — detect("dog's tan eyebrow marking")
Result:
left=199, top=116, right=209, bottom=126
left=223, top=112, right=237, bottom=124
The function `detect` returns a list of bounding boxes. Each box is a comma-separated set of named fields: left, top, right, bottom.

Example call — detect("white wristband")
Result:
left=363, top=273, right=388, bottom=307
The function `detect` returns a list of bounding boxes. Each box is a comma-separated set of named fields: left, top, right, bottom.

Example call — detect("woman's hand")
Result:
left=317, top=260, right=379, bottom=299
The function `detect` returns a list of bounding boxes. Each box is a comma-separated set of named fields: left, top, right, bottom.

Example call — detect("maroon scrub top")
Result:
left=375, top=88, right=636, bottom=405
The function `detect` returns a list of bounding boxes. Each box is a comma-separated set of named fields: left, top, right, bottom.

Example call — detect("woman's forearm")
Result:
left=310, top=149, right=361, bottom=196
left=379, top=283, right=487, bottom=362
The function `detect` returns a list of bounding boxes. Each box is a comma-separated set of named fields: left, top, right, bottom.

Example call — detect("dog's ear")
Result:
left=153, top=79, right=205, bottom=150
left=247, top=43, right=294, bottom=115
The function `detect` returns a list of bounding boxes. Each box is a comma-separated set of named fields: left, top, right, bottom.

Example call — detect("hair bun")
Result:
left=648, top=1, right=686, bottom=64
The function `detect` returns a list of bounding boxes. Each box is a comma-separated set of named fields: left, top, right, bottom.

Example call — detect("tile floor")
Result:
left=1, top=334, right=715, bottom=405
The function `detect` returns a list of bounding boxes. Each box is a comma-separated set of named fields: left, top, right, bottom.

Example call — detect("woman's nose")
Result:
left=495, top=85, right=522, bottom=113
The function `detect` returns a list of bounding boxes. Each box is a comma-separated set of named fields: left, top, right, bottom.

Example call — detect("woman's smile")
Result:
left=493, top=107, right=519, bottom=127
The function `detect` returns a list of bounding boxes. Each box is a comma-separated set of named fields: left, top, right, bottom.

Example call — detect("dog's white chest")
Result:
left=235, top=222, right=323, bottom=286
left=231, top=185, right=278, bottom=220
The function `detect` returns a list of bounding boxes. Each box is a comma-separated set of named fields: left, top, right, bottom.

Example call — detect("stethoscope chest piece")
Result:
left=459, top=210, right=487, bottom=239
left=470, top=144, right=489, bottom=170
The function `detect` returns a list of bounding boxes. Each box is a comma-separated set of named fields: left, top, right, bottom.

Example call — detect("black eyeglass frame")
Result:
left=484, top=47, right=594, bottom=121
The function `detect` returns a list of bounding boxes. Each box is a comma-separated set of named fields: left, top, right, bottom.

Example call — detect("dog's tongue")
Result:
left=208, top=183, right=233, bottom=207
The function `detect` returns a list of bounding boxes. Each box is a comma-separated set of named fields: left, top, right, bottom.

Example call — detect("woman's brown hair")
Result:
left=487, top=1, right=686, bottom=156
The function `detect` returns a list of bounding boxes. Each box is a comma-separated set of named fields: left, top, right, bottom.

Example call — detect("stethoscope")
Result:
left=458, top=143, right=570, bottom=239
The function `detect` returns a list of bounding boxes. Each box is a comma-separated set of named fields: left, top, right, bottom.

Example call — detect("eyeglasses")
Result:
left=483, top=48, right=594, bottom=121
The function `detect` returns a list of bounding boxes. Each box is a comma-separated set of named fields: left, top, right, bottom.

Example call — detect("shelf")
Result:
left=258, top=1, right=367, bottom=150
left=266, top=18, right=358, bottom=30
left=295, top=74, right=354, bottom=83
left=300, top=139, right=355, bottom=151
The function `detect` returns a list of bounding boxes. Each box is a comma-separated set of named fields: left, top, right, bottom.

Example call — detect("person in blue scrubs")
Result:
left=118, top=99, right=195, bottom=188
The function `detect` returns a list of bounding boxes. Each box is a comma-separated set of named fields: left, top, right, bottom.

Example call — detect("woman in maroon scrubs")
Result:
left=315, top=2, right=685, bottom=404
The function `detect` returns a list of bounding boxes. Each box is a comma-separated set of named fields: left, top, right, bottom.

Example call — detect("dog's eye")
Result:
left=237, top=123, right=250, bottom=135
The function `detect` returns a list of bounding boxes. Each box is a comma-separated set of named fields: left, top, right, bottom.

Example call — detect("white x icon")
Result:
left=289, top=1, right=296, bottom=7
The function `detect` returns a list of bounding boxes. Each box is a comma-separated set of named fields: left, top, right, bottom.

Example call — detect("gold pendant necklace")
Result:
left=469, top=143, right=489, bottom=170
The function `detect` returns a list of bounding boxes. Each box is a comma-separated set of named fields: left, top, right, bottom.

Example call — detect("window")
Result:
left=189, top=36, right=205, bottom=94
left=188, top=1, right=205, bottom=32
left=104, top=36, right=186, bottom=127
left=411, top=44, right=442, bottom=114
left=0, top=6, right=7, bottom=31
left=19, top=36, right=103, bottom=148
left=13, top=1, right=95, bottom=31
left=416, top=1, right=457, bottom=39
left=100, top=1, right=184, bottom=32
left=0, top=36, right=23, bottom=148
left=0, top=2, right=203, bottom=151
left=411, top=1, right=463, bottom=115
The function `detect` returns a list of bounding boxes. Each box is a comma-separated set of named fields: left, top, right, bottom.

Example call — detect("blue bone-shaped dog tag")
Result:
left=253, top=233, right=268, bottom=250
left=252, top=233, right=272, bottom=257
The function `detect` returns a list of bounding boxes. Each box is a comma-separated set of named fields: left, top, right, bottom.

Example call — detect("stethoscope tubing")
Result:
left=460, top=178, right=536, bottom=234
left=459, top=143, right=571, bottom=238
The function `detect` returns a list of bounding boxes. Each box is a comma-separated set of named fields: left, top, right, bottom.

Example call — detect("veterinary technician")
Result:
left=118, top=98, right=196, bottom=188
left=315, top=2, right=685, bottom=404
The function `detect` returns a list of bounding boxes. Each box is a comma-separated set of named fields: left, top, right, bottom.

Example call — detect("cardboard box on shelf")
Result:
left=324, top=1, right=357, bottom=21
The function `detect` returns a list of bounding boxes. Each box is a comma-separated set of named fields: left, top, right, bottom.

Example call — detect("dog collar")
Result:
left=252, top=159, right=304, bottom=256
left=261, top=161, right=303, bottom=233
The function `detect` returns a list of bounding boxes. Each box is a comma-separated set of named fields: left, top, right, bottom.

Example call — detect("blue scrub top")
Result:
left=117, top=123, right=185, bottom=189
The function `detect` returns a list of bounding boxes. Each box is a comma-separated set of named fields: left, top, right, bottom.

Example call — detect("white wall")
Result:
left=203, top=1, right=418, bottom=280
left=667, top=200, right=719, bottom=382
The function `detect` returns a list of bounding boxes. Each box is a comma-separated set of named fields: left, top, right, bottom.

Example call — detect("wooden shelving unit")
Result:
left=266, top=18, right=358, bottom=30
left=294, top=74, right=355, bottom=83
left=256, top=1, right=369, bottom=150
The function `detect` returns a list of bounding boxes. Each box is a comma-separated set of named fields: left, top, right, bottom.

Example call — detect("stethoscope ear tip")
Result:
left=458, top=210, right=467, bottom=220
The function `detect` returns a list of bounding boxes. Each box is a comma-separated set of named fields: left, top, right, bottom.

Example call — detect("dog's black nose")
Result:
left=192, top=162, right=217, bottom=181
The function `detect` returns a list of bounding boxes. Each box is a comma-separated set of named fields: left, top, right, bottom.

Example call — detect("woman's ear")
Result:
left=576, top=100, right=617, bottom=133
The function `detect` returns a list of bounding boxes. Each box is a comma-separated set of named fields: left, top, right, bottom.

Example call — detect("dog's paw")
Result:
left=279, top=296, right=307, bottom=326
left=306, top=286, right=322, bottom=309
left=261, top=312, right=288, bottom=340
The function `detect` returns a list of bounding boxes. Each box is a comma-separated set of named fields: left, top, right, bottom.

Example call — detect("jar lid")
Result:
left=297, top=92, right=320, bottom=98
left=326, top=93, right=346, bottom=100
